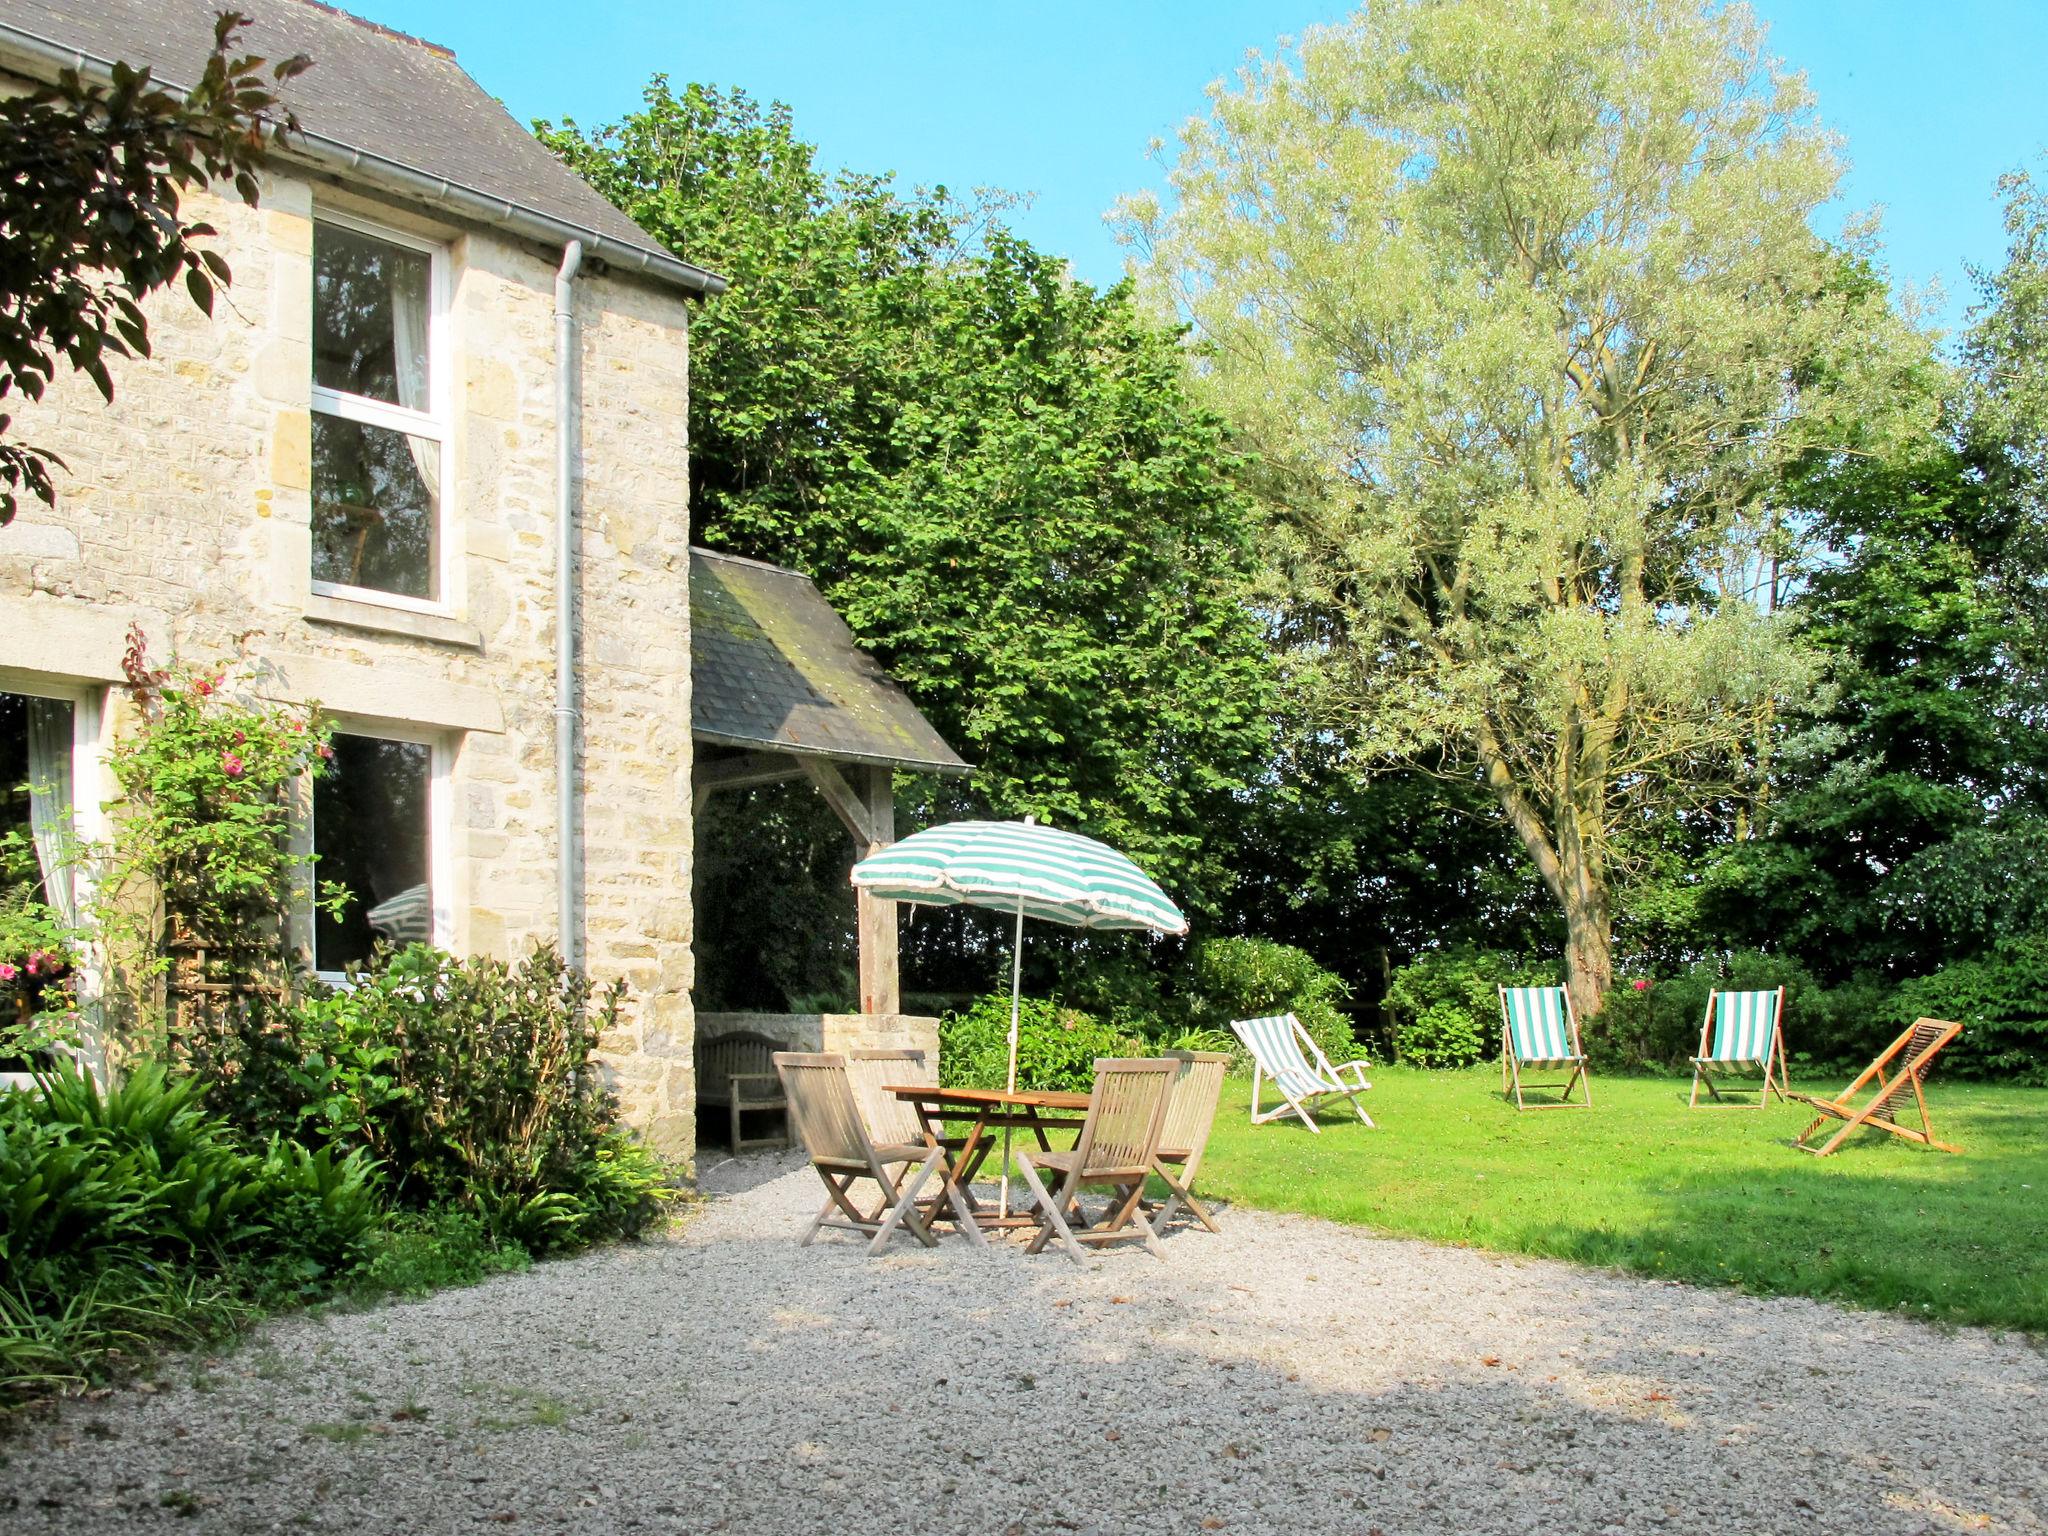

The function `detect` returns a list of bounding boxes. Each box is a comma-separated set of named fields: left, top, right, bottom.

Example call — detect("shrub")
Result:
left=199, top=943, right=678, bottom=1252
left=1189, top=936, right=1356, bottom=1063
left=1892, top=935, right=2048, bottom=1084
left=1383, top=948, right=1548, bottom=1068
left=939, top=994, right=1140, bottom=1093
left=0, top=1060, right=381, bottom=1406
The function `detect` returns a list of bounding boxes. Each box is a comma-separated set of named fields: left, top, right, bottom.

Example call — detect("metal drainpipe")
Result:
left=554, top=240, right=584, bottom=969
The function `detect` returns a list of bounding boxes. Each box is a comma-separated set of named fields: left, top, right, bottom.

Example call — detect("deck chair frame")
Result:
left=1788, top=1018, right=1964, bottom=1157
left=1015, top=1058, right=1176, bottom=1266
left=773, top=1051, right=960, bottom=1254
left=1688, top=986, right=1791, bottom=1109
left=1152, top=1050, right=1229, bottom=1234
left=1499, top=985, right=1592, bottom=1110
left=1230, top=1013, right=1375, bottom=1133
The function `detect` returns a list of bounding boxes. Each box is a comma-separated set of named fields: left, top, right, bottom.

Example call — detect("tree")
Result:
left=1119, top=0, right=1922, bottom=1016
left=0, top=11, right=307, bottom=522
left=542, top=83, right=1276, bottom=940
left=1703, top=170, right=2048, bottom=979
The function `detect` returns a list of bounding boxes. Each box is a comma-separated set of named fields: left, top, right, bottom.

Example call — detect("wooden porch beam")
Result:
left=692, top=750, right=806, bottom=811
left=802, top=757, right=877, bottom=848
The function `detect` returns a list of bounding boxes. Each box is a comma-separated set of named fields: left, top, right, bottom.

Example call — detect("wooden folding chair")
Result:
left=1788, top=1018, right=1965, bottom=1157
left=1153, top=1050, right=1228, bottom=1234
left=1229, top=1013, right=1375, bottom=1132
left=1689, top=986, right=1791, bottom=1108
left=773, top=1051, right=948, bottom=1254
left=1016, top=1058, right=1176, bottom=1265
left=1499, top=985, right=1591, bottom=1110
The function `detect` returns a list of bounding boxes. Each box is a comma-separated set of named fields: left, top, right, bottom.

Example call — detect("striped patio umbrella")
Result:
left=851, top=817, right=1187, bottom=1212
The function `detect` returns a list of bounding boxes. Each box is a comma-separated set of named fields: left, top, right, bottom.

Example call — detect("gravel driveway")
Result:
left=5, top=1150, right=2044, bottom=1535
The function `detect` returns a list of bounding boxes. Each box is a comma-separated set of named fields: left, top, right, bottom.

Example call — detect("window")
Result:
left=312, top=732, right=442, bottom=973
left=310, top=216, right=447, bottom=606
left=2, top=686, right=93, bottom=1070
left=1, top=690, right=77, bottom=926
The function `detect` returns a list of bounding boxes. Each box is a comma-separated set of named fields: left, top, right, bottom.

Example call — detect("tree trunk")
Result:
left=1560, top=872, right=1613, bottom=1025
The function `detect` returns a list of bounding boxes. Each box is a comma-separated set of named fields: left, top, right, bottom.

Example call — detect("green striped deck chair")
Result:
left=1228, top=1013, right=1375, bottom=1133
left=1688, top=987, right=1790, bottom=1108
left=1498, top=985, right=1591, bottom=1110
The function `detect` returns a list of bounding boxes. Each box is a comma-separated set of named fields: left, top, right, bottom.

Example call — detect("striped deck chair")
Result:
left=1229, top=1013, right=1375, bottom=1133
left=1688, top=987, right=1790, bottom=1108
left=1499, top=985, right=1591, bottom=1110
left=1789, top=1018, right=1965, bottom=1157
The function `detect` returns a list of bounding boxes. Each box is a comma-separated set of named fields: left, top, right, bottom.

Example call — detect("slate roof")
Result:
left=0, top=0, right=722, bottom=294
left=691, top=549, right=969, bottom=776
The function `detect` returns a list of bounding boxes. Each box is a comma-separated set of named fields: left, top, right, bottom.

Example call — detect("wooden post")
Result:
left=801, top=758, right=900, bottom=1018
left=855, top=765, right=899, bottom=1017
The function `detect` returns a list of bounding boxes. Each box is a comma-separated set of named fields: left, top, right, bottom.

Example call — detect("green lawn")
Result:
left=1195, top=1066, right=2048, bottom=1333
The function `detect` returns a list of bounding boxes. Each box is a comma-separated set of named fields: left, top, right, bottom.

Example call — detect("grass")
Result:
left=1196, top=1065, right=2048, bottom=1334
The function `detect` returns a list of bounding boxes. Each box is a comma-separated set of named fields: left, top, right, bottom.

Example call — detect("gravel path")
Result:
left=4, top=1151, right=2044, bottom=1535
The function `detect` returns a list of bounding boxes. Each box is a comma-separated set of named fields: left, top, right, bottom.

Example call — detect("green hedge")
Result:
left=1189, top=936, right=1357, bottom=1064
left=939, top=995, right=1141, bottom=1093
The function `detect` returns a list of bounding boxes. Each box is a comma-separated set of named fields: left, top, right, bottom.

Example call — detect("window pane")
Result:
left=0, top=690, right=75, bottom=919
left=311, top=411, right=439, bottom=600
left=314, top=734, right=431, bottom=972
left=313, top=221, right=431, bottom=409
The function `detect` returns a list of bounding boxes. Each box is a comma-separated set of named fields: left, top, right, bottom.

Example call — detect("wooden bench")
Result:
left=696, top=1029, right=790, bottom=1151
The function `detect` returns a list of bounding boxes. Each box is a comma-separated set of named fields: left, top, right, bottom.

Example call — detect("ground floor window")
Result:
left=1, top=690, right=76, bottom=923
left=2, top=686, right=89, bottom=1069
left=313, top=732, right=440, bottom=974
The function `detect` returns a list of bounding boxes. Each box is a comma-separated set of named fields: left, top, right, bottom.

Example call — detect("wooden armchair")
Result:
left=695, top=1029, right=789, bottom=1151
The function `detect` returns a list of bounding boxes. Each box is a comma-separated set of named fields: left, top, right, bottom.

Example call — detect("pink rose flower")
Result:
left=232, top=729, right=247, bottom=745
left=317, top=742, right=334, bottom=761
left=24, top=955, right=38, bottom=976
left=193, top=678, right=213, bottom=697
left=0, top=963, right=16, bottom=982
left=1632, top=978, right=1650, bottom=991
left=222, top=751, right=245, bottom=778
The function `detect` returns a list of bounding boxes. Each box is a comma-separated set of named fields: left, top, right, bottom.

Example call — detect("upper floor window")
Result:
left=310, top=216, right=447, bottom=607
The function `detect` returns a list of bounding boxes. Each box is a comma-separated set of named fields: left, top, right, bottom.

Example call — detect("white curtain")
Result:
left=24, top=698, right=75, bottom=927
left=388, top=255, right=440, bottom=503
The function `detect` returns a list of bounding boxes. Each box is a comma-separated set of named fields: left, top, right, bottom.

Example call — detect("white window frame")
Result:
left=0, top=668, right=108, bottom=873
left=308, top=721, right=455, bottom=986
left=308, top=208, right=454, bottom=617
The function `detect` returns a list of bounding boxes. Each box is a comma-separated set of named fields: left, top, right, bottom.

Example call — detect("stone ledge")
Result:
left=0, top=594, right=157, bottom=681
left=305, top=591, right=483, bottom=650
left=261, top=649, right=506, bottom=735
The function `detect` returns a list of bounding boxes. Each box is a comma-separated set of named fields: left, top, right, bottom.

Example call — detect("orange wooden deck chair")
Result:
left=1787, top=1018, right=1964, bottom=1157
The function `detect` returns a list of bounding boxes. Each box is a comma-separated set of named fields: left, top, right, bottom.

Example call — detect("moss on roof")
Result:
left=690, top=549, right=968, bottom=775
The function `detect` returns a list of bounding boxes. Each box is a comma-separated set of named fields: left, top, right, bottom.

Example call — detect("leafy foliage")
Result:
left=1894, top=936, right=2048, bottom=1085
left=93, top=629, right=338, bottom=1009
left=938, top=994, right=1139, bottom=1094
left=0, top=12, right=307, bottom=520
left=195, top=944, right=676, bottom=1252
left=1122, top=0, right=1924, bottom=1017
left=1383, top=949, right=1553, bottom=1069
left=1186, top=936, right=1356, bottom=1064
left=0, top=1058, right=380, bottom=1405
left=541, top=82, right=1275, bottom=1008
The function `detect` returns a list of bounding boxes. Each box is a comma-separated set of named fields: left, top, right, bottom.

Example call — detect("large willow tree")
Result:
left=1121, top=0, right=1922, bottom=1015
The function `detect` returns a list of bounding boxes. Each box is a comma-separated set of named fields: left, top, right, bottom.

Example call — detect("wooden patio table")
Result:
left=886, top=1084, right=1091, bottom=1233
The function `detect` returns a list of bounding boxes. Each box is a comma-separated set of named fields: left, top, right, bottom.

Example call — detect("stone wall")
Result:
left=0, top=164, right=701, bottom=1162
left=696, top=1012, right=943, bottom=1067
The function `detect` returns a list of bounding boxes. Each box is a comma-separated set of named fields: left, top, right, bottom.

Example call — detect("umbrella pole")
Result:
left=1001, top=894, right=1024, bottom=1218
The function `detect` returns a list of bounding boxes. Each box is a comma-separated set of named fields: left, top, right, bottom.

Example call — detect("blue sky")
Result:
left=358, top=1, right=2046, bottom=336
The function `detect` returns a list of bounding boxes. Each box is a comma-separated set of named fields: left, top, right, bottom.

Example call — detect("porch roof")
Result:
left=689, top=548, right=969, bottom=777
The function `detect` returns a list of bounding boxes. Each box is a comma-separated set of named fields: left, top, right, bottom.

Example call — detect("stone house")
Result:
left=0, top=0, right=720, bottom=1155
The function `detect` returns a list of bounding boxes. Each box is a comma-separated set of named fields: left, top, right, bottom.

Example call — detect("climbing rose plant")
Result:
left=94, top=627, right=341, bottom=977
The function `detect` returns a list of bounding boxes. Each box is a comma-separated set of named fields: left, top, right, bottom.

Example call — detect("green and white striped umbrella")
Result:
left=850, top=820, right=1187, bottom=934
left=851, top=818, right=1184, bottom=1215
